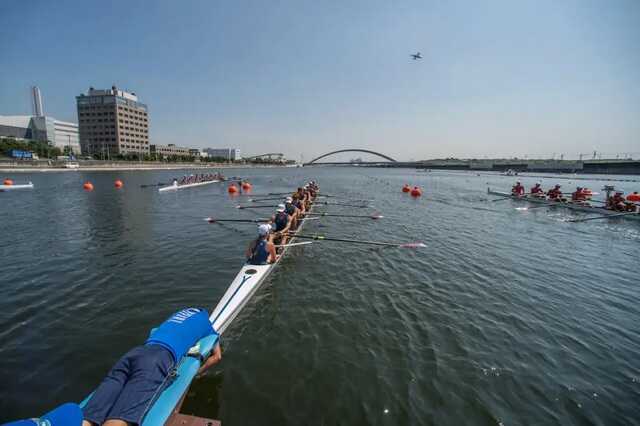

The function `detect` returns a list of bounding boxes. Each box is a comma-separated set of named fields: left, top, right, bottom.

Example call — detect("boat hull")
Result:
left=210, top=195, right=315, bottom=333
left=0, top=183, right=34, bottom=191
left=158, top=180, right=220, bottom=192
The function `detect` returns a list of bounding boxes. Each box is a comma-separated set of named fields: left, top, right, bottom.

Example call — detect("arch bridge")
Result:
left=304, top=149, right=397, bottom=165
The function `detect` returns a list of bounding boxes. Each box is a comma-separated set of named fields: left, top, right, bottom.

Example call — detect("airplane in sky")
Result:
left=411, top=52, right=422, bottom=60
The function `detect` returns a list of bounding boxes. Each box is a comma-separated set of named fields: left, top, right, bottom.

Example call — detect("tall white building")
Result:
left=0, top=115, right=81, bottom=154
left=203, top=148, right=241, bottom=161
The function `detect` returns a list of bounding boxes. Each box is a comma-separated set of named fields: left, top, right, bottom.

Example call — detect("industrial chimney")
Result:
left=31, top=86, right=44, bottom=117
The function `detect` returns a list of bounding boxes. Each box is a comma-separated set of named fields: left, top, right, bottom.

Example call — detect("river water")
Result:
left=1, top=167, right=639, bottom=425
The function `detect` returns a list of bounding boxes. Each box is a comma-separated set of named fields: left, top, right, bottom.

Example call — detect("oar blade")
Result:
left=399, top=242, right=427, bottom=248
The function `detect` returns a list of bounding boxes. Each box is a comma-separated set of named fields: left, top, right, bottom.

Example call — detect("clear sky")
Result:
left=1, top=0, right=639, bottom=161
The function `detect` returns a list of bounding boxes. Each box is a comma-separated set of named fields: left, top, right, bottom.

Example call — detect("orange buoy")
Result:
left=228, top=184, right=238, bottom=194
left=114, top=179, right=124, bottom=189
left=3, top=179, right=14, bottom=186
left=241, top=182, right=252, bottom=191
left=410, top=186, right=422, bottom=197
left=627, top=192, right=640, bottom=202
left=83, top=182, right=94, bottom=191
left=402, top=184, right=411, bottom=193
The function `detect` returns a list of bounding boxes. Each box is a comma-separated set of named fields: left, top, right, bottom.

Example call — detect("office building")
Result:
left=150, top=144, right=191, bottom=158
left=76, top=86, right=149, bottom=156
left=203, top=148, right=241, bottom=161
left=0, top=115, right=81, bottom=154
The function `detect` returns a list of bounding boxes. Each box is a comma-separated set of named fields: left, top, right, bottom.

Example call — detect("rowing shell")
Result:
left=210, top=193, right=316, bottom=333
left=158, top=179, right=220, bottom=192
left=0, top=182, right=34, bottom=191
left=140, top=189, right=316, bottom=424
left=488, top=188, right=640, bottom=221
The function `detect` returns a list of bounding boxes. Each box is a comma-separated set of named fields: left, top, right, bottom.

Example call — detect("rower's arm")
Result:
left=245, top=240, right=256, bottom=258
left=197, top=343, right=222, bottom=375
left=268, top=242, right=278, bottom=262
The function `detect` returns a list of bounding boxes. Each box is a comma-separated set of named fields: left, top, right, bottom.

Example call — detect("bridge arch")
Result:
left=305, top=149, right=396, bottom=165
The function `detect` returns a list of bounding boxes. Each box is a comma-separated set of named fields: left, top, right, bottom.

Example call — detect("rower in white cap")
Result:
left=271, top=203, right=292, bottom=247
left=246, top=223, right=278, bottom=264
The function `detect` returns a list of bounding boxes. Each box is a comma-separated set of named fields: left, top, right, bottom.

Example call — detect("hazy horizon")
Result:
left=1, top=0, right=639, bottom=161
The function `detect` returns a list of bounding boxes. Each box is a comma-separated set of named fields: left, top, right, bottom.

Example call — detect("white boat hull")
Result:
left=0, top=182, right=34, bottom=191
left=158, top=179, right=220, bottom=192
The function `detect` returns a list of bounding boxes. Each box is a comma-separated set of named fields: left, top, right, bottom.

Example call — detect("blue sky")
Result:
left=1, top=0, right=638, bottom=161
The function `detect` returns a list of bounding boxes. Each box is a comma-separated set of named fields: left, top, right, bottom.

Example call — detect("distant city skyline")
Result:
left=1, top=0, right=639, bottom=161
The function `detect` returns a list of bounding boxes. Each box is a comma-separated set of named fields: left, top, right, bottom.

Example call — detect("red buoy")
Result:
left=241, top=182, right=252, bottom=191
left=410, top=186, right=422, bottom=197
left=3, top=179, right=14, bottom=186
left=114, top=179, right=124, bottom=189
left=228, top=184, right=238, bottom=194
left=83, top=182, right=94, bottom=191
left=402, top=184, right=411, bottom=193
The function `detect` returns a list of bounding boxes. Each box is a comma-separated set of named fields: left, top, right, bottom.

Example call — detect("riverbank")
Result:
left=0, top=160, right=297, bottom=173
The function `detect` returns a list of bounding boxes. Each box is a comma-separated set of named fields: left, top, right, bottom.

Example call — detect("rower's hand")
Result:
left=197, top=343, right=222, bottom=376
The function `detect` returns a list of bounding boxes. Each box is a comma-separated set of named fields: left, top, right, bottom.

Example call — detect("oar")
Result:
left=141, top=182, right=169, bottom=188
left=307, top=213, right=383, bottom=219
left=316, top=201, right=370, bottom=208
left=566, top=212, right=638, bottom=223
left=236, top=204, right=278, bottom=210
left=515, top=205, right=554, bottom=211
left=275, top=241, right=313, bottom=248
left=205, top=217, right=270, bottom=223
left=286, top=233, right=426, bottom=248
left=491, top=197, right=513, bottom=202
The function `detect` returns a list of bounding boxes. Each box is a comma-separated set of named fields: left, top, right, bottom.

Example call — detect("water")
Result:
left=1, top=167, right=639, bottom=425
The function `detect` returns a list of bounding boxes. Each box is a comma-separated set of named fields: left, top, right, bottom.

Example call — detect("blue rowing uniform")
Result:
left=285, top=204, right=296, bottom=215
left=83, top=308, right=217, bottom=425
left=274, top=212, right=288, bottom=231
left=249, top=238, right=269, bottom=265
left=146, top=308, right=216, bottom=362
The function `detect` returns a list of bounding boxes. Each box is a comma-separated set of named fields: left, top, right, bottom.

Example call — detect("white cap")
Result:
left=285, top=196, right=293, bottom=203
left=276, top=203, right=286, bottom=212
left=258, top=224, right=271, bottom=236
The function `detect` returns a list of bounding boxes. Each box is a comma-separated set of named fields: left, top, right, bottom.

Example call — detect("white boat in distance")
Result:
left=158, top=179, right=220, bottom=192
left=0, top=182, right=34, bottom=191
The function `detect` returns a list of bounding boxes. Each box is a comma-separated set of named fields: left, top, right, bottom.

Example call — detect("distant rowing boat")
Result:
left=158, top=179, right=220, bottom=192
left=0, top=182, right=34, bottom=191
left=488, top=188, right=640, bottom=222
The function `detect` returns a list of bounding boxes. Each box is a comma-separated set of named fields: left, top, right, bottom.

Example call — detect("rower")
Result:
left=511, top=181, right=525, bottom=196
left=81, top=308, right=221, bottom=426
left=246, top=224, right=278, bottom=264
left=571, top=187, right=588, bottom=203
left=292, top=193, right=306, bottom=215
left=530, top=182, right=544, bottom=197
left=172, top=178, right=178, bottom=186
left=287, top=197, right=302, bottom=228
left=271, top=203, right=292, bottom=247
left=607, top=191, right=633, bottom=212
left=547, top=184, right=563, bottom=201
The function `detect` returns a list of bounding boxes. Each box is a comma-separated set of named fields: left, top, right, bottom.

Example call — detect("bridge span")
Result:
left=304, top=149, right=396, bottom=165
